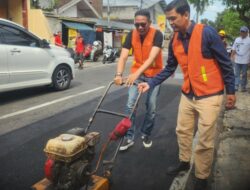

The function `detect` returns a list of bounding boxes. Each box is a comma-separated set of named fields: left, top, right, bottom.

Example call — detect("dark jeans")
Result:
left=74, top=52, right=83, bottom=64
left=235, top=63, right=248, bottom=89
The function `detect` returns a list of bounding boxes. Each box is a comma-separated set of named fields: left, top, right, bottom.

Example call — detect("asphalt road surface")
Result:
left=0, top=56, right=184, bottom=190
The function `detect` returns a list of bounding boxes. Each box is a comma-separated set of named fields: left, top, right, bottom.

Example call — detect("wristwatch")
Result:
left=115, top=72, right=122, bottom=77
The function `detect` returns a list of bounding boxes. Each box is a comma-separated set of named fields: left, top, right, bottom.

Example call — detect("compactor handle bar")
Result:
left=84, top=81, right=142, bottom=134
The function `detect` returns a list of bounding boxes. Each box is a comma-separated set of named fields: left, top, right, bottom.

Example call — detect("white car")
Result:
left=0, top=18, right=75, bottom=93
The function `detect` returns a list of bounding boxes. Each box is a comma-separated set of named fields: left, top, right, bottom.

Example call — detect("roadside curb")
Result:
left=210, top=89, right=250, bottom=190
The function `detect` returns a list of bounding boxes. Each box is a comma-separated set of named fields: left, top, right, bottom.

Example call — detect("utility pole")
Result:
left=107, top=0, right=110, bottom=27
left=140, top=0, right=143, bottom=9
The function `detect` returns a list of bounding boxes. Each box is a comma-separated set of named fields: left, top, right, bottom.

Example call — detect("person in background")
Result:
left=231, top=26, right=250, bottom=92
left=54, top=31, right=65, bottom=47
left=74, top=32, right=84, bottom=69
left=114, top=9, right=163, bottom=151
left=138, top=0, right=236, bottom=189
left=67, top=36, right=76, bottom=59
left=218, top=30, right=227, bottom=49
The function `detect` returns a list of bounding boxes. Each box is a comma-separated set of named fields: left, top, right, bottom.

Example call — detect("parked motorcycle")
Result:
left=83, top=40, right=102, bottom=62
left=102, top=45, right=118, bottom=64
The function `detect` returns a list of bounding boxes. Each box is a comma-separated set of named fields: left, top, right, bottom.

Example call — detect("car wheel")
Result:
left=52, top=65, right=72, bottom=91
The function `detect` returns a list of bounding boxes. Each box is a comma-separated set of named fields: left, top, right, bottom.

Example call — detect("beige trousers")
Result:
left=176, top=94, right=223, bottom=179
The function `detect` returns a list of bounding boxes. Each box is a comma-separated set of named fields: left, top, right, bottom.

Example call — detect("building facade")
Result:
left=102, top=0, right=167, bottom=25
left=0, top=0, right=29, bottom=28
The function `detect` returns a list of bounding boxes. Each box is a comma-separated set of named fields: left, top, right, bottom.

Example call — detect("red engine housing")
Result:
left=109, top=118, right=132, bottom=140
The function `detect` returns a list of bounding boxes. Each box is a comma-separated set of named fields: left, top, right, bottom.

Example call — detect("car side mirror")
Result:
left=41, top=39, right=50, bottom=48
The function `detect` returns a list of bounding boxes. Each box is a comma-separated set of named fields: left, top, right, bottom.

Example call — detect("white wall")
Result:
left=147, top=4, right=165, bottom=25
left=103, top=3, right=165, bottom=24
left=59, top=5, right=77, bottom=17
left=103, top=6, right=137, bottom=21
left=46, top=16, right=62, bottom=37
left=39, top=0, right=55, bottom=9
left=77, top=8, right=87, bottom=17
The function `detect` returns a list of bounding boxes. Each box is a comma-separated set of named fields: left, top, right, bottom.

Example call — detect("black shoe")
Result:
left=142, top=136, right=152, bottom=148
left=194, top=178, right=207, bottom=190
left=166, top=161, right=190, bottom=175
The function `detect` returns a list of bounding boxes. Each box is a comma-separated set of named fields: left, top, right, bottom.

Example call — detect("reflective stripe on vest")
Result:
left=131, top=27, right=163, bottom=77
left=172, top=24, right=224, bottom=96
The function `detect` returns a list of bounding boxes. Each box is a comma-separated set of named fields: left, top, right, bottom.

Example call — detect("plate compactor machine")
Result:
left=32, top=82, right=141, bottom=190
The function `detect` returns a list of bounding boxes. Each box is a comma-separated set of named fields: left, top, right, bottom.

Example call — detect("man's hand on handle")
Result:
left=125, top=73, right=140, bottom=87
left=114, top=71, right=140, bottom=87
left=114, top=75, right=123, bottom=85
left=138, top=82, right=150, bottom=93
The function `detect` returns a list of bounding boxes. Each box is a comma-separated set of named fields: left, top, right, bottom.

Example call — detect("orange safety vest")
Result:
left=172, top=24, right=224, bottom=97
left=131, top=27, right=163, bottom=77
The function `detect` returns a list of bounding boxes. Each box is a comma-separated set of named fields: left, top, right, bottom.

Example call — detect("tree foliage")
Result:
left=222, top=0, right=250, bottom=26
left=200, top=9, right=246, bottom=42
left=215, top=9, right=246, bottom=40
left=188, top=0, right=210, bottom=22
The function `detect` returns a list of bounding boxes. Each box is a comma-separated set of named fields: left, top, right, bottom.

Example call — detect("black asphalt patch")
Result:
left=0, top=84, right=181, bottom=190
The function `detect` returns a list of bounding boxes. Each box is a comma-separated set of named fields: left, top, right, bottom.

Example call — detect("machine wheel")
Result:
left=52, top=65, right=72, bottom=91
left=111, top=57, right=116, bottom=62
left=93, top=54, right=99, bottom=62
left=102, top=56, right=107, bottom=64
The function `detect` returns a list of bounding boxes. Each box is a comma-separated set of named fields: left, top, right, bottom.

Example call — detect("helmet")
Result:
left=93, top=41, right=99, bottom=46
left=218, top=30, right=226, bottom=36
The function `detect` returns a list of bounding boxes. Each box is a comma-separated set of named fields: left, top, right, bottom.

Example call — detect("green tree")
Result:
left=188, top=0, right=210, bottom=23
left=222, top=0, right=250, bottom=27
left=214, top=9, right=246, bottom=41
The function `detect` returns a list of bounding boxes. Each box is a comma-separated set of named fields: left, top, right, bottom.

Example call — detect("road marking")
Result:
left=0, top=86, right=105, bottom=120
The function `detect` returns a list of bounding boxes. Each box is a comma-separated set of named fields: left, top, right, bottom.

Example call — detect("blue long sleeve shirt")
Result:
left=148, top=22, right=235, bottom=99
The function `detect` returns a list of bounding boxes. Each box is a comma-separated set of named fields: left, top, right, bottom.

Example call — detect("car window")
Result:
left=0, top=25, right=40, bottom=47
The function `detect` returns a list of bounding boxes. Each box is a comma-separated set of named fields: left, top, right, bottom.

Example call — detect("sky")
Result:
left=165, top=0, right=226, bottom=22
left=198, top=0, right=225, bottom=21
